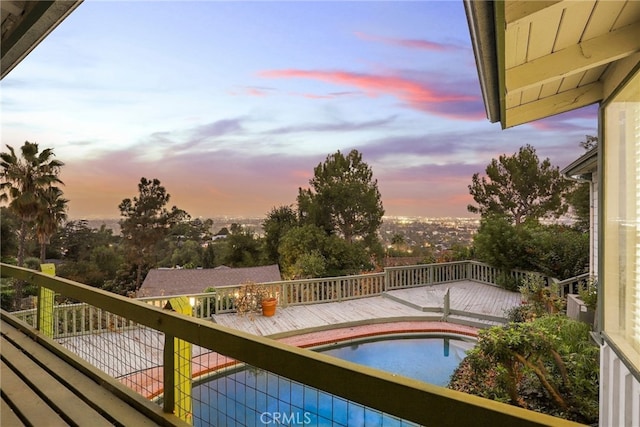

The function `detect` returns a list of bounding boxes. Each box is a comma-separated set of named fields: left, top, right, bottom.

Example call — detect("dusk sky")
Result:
left=1, top=1, right=598, bottom=220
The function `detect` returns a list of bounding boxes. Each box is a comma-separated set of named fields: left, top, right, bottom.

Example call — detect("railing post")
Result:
left=281, top=283, right=288, bottom=307
left=164, top=297, right=193, bottom=425
left=163, top=331, right=175, bottom=414
left=443, top=288, right=450, bottom=321
left=38, top=263, right=56, bottom=338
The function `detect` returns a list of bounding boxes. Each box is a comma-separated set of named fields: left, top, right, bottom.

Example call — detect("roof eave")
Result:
left=1, top=0, right=83, bottom=80
left=464, top=0, right=501, bottom=124
left=561, top=146, right=599, bottom=178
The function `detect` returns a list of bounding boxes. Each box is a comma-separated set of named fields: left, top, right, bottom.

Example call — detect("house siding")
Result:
left=600, top=341, right=640, bottom=427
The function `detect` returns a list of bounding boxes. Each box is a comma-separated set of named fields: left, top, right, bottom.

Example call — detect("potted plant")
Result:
left=577, top=278, right=597, bottom=326
left=235, top=281, right=277, bottom=318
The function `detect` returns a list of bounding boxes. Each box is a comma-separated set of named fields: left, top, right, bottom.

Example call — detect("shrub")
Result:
left=578, top=277, right=597, bottom=311
left=449, top=315, right=599, bottom=424
left=235, top=281, right=274, bottom=318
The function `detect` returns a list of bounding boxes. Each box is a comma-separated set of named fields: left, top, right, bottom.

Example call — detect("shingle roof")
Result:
left=137, top=265, right=282, bottom=297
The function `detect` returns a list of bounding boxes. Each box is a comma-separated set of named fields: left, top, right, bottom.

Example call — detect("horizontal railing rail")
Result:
left=552, top=273, right=591, bottom=297
left=10, top=261, right=584, bottom=335
left=0, top=263, right=585, bottom=427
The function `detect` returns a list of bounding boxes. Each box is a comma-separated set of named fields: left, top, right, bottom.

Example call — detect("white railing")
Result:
left=552, top=273, right=591, bottom=297
left=10, top=261, right=581, bottom=337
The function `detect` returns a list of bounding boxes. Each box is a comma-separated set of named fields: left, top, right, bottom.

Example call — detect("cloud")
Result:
left=355, top=31, right=461, bottom=52
left=230, top=86, right=276, bottom=97
left=58, top=120, right=504, bottom=219
left=264, top=116, right=396, bottom=135
left=259, top=69, right=484, bottom=120
left=191, top=118, right=245, bottom=140
left=528, top=104, right=598, bottom=132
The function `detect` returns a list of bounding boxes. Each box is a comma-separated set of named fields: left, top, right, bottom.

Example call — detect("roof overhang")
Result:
left=464, top=0, right=640, bottom=129
left=1, top=0, right=83, bottom=79
left=561, top=146, right=598, bottom=181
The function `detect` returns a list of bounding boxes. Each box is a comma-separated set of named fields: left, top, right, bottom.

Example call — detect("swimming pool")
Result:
left=192, top=334, right=474, bottom=426
left=320, top=335, right=474, bottom=387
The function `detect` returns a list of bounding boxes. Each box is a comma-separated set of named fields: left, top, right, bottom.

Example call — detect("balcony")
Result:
left=0, top=261, right=588, bottom=426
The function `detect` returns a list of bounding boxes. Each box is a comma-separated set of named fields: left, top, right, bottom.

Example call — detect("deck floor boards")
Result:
left=34, top=281, right=518, bottom=382
left=213, top=281, right=520, bottom=336
left=0, top=313, right=189, bottom=427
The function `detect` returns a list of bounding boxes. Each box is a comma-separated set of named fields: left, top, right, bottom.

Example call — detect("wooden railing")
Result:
left=10, top=261, right=584, bottom=336
left=552, top=273, right=591, bottom=297
left=0, top=263, right=585, bottom=427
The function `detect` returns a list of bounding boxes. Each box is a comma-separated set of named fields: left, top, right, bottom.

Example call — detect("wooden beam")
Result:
left=506, top=22, right=640, bottom=92
left=504, top=0, right=564, bottom=24
left=0, top=1, right=25, bottom=15
left=505, top=82, right=602, bottom=128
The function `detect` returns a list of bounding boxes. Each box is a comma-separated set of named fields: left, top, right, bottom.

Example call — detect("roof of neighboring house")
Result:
left=562, top=146, right=598, bottom=180
left=138, top=265, right=282, bottom=297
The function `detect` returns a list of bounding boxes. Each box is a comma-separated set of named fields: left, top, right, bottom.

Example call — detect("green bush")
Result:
left=449, top=315, right=599, bottom=424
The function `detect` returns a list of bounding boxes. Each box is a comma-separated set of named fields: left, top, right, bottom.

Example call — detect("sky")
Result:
left=1, top=1, right=598, bottom=220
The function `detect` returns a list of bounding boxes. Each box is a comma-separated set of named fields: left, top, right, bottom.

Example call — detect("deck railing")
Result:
left=0, top=263, right=585, bottom=427
left=10, top=261, right=583, bottom=335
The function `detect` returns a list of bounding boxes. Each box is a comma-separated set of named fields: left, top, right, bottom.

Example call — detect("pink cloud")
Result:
left=247, top=88, right=268, bottom=97
left=300, top=93, right=336, bottom=99
left=260, top=69, right=482, bottom=120
left=355, top=31, right=459, bottom=52
left=229, top=86, right=273, bottom=97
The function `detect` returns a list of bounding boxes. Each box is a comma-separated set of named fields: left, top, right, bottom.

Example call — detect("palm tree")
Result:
left=35, top=186, right=68, bottom=262
left=0, top=141, right=64, bottom=266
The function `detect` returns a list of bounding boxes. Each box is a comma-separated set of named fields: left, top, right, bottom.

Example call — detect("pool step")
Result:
left=382, top=290, right=508, bottom=328
left=381, top=291, right=442, bottom=313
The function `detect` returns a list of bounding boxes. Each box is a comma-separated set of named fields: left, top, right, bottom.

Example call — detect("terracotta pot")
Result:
left=261, top=297, right=277, bottom=317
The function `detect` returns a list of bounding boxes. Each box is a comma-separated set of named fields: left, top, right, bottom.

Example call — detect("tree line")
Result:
left=1, top=145, right=386, bottom=305
left=2, top=140, right=591, bottom=307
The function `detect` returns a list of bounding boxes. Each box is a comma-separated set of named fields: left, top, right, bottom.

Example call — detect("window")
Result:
left=603, top=68, right=640, bottom=364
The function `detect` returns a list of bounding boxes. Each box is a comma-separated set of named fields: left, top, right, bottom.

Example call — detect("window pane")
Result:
left=604, top=69, right=640, bottom=353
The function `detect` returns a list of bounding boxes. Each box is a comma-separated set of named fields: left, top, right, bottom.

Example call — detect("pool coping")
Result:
left=120, top=319, right=479, bottom=400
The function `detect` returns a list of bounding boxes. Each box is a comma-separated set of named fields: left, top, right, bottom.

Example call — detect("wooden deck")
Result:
left=0, top=311, right=188, bottom=427
left=212, top=281, right=521, bottom=337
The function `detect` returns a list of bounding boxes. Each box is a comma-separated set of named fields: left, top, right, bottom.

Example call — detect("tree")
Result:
left=1, top=207, right=19, bottom=263
left=34, top=186, right=68, bottom=262
left=298, top=149, right=384, bottom=246
left=55, top=220, right=112, bottom=262
left=170, top=240, right=203, bottom=268
left=220, top=223, right=263, bottom=267
left=566, top=135, right=598, bottom=232
left=53, top=221, right=123, bottom=289
left=158, top=216, right=214, bottom=267
left=579, top=135, right=598, bottom=151
left=0, top=142, right=64, bottom=265
left=263, top=205, right=298, bottom=266
left=473, top=216, right=589, bottom=285
left=468, top=145, right=570, bottom=225
left=119, top=177, right=187, bottom=291
left=278, top=224, right=371, bottom=279
left=472, top=215, right=531, bottom=289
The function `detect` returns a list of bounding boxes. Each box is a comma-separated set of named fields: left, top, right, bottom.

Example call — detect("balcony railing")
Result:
left=9, top=261, right=589, bottom=338
left=0, top=262, right=587, bottom=427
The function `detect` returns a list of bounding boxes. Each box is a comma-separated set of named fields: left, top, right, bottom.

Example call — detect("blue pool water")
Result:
left=192, top=335, right=474, bottom=426
left=321, top=336, right=474, bottom=387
